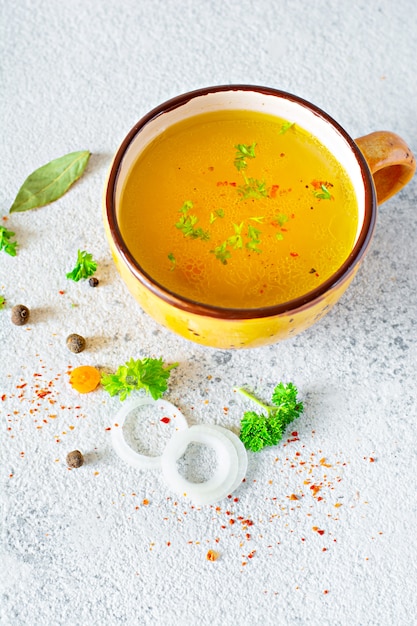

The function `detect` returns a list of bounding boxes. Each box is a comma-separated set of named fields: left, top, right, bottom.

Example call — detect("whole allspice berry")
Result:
left=11, top=304, right=30, bottom=326
left=66, top=450, right=84, bottom=468
left=66, top=333, right=86, bottom=353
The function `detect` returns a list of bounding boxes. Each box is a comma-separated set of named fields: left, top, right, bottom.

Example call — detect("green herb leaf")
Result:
left=236, top=383, right=303, bottom=451
left=66, top=249, right=97, bottom=281
left=210, top=241, right=231, bottom=265
left=9, top=151, right=91, bottom=213
left=0, top=295, right=6, bottom=309
left=168, top=252, right=176, bottom=270
left=313, top=184, right=332, bottom=200
left=0, top=226, right=18, bottom=256
left=238, top=177, right=268, bottom=199
left=275, top=213, right=289, bottom=226
left=234, top=143, right=257, bottom=171
left=209, top=209, right=225, bottom=224
left=101, top=357, right=178, bottom=401
left=175, top=201, right=210, bottom=240
left=279, top=121, right=295, bottom=134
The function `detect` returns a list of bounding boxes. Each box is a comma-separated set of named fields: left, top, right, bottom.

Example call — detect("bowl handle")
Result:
left=355, top=131, right=415, bottom=204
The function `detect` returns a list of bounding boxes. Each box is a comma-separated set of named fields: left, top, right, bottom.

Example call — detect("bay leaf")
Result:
left=9, top=150, right=91, bottom=213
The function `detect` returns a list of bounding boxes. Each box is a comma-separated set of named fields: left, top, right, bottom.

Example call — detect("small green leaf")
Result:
left=279, top=121, right=295, bottom=134
left=10, top=151, right=91, bottom=213
left=0, top=226, right=18, bottom=256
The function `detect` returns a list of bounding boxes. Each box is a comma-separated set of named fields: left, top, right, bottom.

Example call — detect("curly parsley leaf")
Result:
left=175, top=201, right=210, bottom=241
left=101, top=357, right=178, bottom=401
left=234, top=143, right=257, bottom=171
left=66, top=249, right=97, bottom=281
left=0, top=226, right=18, bottom=256
left=236, top=383, right=303, bottom=451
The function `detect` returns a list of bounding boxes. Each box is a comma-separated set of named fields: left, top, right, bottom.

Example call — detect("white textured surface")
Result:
left=1, top=1, right=417, bottom=625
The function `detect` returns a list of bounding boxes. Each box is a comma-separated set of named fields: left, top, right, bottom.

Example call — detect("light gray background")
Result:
left=1, top=1, right=416, bottom=625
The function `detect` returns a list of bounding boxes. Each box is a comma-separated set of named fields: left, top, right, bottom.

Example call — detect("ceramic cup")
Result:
left=103, top=85, right=415, bottom=349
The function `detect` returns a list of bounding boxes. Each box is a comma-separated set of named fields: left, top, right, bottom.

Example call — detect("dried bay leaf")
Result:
left=9, top=150, right=91, bottom=213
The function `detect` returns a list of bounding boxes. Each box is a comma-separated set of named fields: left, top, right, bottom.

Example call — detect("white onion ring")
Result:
left=160, top=424, right=248, bottom=505
left=111, top=397, right=188, bottom=469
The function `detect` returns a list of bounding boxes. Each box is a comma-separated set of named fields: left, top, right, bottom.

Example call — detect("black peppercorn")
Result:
left=66, top=450, right=84, bottom=468
left=11, top=304, right=30, bottom=326
left=66, top=333, right=86, bottom=353
left=88, top=277, right=99, bottom=287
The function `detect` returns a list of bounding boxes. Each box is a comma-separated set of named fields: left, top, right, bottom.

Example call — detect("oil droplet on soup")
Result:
left=118, top=110, right=358, bottom=309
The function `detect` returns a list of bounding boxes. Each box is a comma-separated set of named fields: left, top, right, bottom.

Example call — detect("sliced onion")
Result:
left=111, top=397, right=188, bottom=469
left=160, top=424, right=248, bottom=505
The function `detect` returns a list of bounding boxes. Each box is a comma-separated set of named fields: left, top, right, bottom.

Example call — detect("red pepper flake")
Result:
left=1, top=394, right=6, bottom=401
left=166, top=542, right=171, bottom=547
left=160, top=416, right=170, bottom=424
left=323, top=589, right=329, bottom=595
left=142, top=499, right=149, bottom=506
left=247, top=550, right=256, bottom=559
left=105, top=427, right=111, bottom=431
left=59, top=290, right=65, bottom=295
left=320, top=457, right=332, bottom=468
left=369, top=457, right=375, bottom=462
left=229, top=519, right=235, bottom=525
left=310, top=484, right=321, bottom=496
left=270, top=184, right=280, bottom=198
left=290, top=252, right=299, bottom=258
left=322, top=548, right=327, bottom=552
left=36, top=390, right=51, bottom=399
left=206, top=549, right=220, bottom=561
left=289, top=494, right=299, bottom=501
left=292, top=431, right=298, bottom=437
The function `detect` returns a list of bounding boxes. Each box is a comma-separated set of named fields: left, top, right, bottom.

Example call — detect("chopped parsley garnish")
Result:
left=175, top=201, right=210, bottom=240
left=238, top=177, right=268, bottom=200
left=313, top=184, right=332, bottom=200
left=279, top=121, right=295, bottom=134
left=234, top=143, right=257, bottom=171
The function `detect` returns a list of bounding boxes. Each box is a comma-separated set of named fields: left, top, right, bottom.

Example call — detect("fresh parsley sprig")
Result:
left=101, top=357, right=178, bottom=401
left=175, top=201, right=210, bottom=241
left=234, top=143, right=257, bottom=171
left=236, top=382, right=304, bottom=452
left=0, top=226, right=18, bottom=256
left=66, top=249, right=97, bottom=281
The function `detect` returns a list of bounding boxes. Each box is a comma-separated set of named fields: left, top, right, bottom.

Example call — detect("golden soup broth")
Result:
left=118, top=110, right=358, bottom=309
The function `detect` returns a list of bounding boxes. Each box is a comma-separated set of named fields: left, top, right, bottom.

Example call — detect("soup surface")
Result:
left=118, top=110, right=358, bottom=309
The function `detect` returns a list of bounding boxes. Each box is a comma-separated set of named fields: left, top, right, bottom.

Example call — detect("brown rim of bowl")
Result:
left=105, top=84, right=377, bottom=321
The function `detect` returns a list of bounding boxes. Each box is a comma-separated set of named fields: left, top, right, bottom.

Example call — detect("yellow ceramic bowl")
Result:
left=103, top=85, right=415, bottom=349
